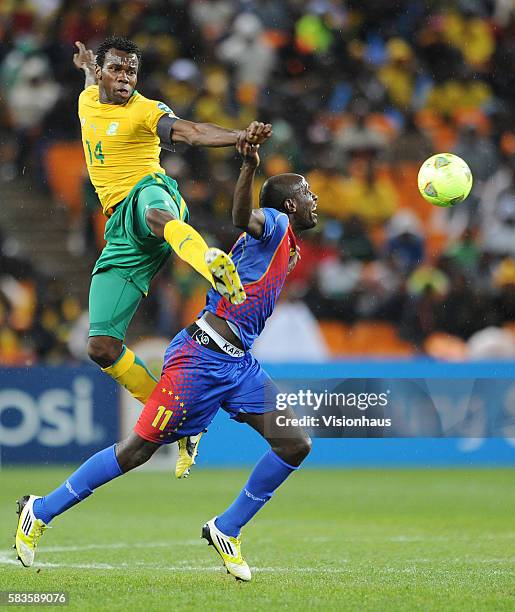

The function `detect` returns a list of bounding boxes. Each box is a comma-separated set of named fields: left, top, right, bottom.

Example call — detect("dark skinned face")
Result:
left=286, top=176, right=318, bottom=232
left=95, top=48, right=138, bottom=105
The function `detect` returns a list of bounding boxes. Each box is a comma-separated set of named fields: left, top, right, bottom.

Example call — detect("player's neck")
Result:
left=289, top=218, right=303, bottom=236
left=98, top=87, right=125, bottom=105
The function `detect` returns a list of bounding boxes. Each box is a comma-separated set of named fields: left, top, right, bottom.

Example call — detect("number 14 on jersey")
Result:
left=85, top=140, right=105, bottom=165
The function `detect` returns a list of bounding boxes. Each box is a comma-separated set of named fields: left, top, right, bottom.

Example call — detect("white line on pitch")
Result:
left=0, top=553, right=348, bottom=573
left=1, top=552, right=512, bottom=574
left=39, top=540, right=201, bottom=553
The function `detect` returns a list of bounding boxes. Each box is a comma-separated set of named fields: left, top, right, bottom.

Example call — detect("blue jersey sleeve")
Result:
left=259, top=208, right=289, bottom=243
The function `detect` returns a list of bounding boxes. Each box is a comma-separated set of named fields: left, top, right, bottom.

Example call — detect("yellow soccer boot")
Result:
left=175, top=432, right=204, bottom=479
left=201, top=517, right=251, bottom=581
left=205, top=248, right=246, bottom=306
left=15, top=495, right=49, bottom=567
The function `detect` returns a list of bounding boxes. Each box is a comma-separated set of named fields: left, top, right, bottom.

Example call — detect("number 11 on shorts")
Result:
left=152, top=405, right=173, bottom=431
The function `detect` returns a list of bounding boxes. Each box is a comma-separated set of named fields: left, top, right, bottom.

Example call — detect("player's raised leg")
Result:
left=15, top=432, right=160, bottom=567
left=146, top=207, right=245, bottom=306
left=202, top=407, right=311, bottom=581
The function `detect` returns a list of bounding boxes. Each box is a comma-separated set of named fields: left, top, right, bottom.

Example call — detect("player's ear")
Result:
left=95, top=64, right=102, bottom=81
left=283, top=198, right=296, bottom=214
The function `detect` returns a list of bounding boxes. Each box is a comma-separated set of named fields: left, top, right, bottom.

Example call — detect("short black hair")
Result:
left=259, top=173, right=303, bottom=211
left=96, top=36, right=142, bottom=68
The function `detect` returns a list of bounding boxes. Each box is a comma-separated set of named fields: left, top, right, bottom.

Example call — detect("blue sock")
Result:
left=33, top=445, right=122, bottom=524
left=215, top=450, right=298, bottom=537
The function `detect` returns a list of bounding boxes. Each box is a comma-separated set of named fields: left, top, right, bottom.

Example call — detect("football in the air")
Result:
left=417, top=153, right=473, bottom=207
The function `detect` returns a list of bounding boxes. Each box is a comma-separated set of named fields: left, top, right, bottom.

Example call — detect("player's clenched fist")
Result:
left=245, top=121, right=272, bottom=145
left=236, top=142, right=260, bottom=167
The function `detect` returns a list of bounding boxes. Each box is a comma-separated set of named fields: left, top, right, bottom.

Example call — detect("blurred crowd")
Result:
left=0, top=227, right=83, bottom=364
left=1, top=0, right=515, bottom=363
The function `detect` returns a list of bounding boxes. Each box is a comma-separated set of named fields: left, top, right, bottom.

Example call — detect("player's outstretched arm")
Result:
left=232, top=140, right=266, bottom=239
left=73, top=41, right=96, bottom=89
left=157, top=117, right=272, bottom=148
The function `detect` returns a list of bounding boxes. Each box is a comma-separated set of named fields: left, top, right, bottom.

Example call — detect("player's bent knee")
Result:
left=115, top=434, right=159, bottom=473
left=87, top=336, right=122, bottom=368
left=145, top=207, right=175, bottom=239
left=292, top=435, right=312, bottom=462
left=273, top=435, right=312, bottom=467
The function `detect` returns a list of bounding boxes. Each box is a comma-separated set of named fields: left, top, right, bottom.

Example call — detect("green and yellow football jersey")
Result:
left=78, top=85, right=174, bottom=213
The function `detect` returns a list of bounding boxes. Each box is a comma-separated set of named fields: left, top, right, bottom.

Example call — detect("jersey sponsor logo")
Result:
left=157, top=102, right=173, bottom=113
left=222, top=342, right=244, bottom=358
left=106, top=121, right=119, bottom=136
left=192, top=329, right=210, bottom=346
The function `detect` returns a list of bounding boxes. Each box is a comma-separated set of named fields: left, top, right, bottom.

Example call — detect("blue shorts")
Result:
left=134, top=330, right=278, bottom=444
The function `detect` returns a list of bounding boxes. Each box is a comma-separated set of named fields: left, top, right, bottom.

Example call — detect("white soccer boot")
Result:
left=201, top=517, right=251, bottom=581
left=14, top=495, right=49, bottom=567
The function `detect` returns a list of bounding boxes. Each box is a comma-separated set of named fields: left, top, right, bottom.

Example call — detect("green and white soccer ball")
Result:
left=417, top=153, right=473, bottom=208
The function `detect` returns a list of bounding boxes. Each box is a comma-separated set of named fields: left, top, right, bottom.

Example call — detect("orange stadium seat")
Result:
left=181, top=286, right=211, bottom=329
left=45, top=142, right=86, bottom=221
left=318, top=320, right=350, bottom=355
left=368, top=225, right=386, bottom=250
left=346, top=321, right=415, bottom=356
left=424, top=332, right=467, bottom=360
left=425, top=232, right=448, bottom=263
left=319, top=320, right=414, bottom=357
left=502, top=321, right=515, bottom=339
left=388, top=162, right=435, bottom=223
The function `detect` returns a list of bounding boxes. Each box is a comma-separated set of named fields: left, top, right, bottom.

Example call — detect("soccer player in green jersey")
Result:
left=73, top=36, right=271, bottom=475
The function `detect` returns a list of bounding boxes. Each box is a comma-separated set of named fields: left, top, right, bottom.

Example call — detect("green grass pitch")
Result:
left=0, top=467, right=514, bottom=611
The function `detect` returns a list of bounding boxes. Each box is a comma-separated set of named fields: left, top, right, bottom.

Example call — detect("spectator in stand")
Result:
left=490, top=258, right=515, bottom=326
left=480, top=135, right=515, bottom=258
left=481, top=177, right=515, bottom=259
left=216, top=13, right=276, bottom=89
left=387, top=112, right=433, bottom=164
left=306, top=160, right=353, bottom=221
left=444, top=228, right=481, bottom=278
left=385, top=210, right=425, bottom=273
left=452, top=112, right=499, bottom=219
left=358, top=254, right=404, bottom=321
left=287, top=230, right=337, bottom=295
left=313, top=243, right=362, bottom=322
left=342, top=156, right=399, bottom=226
left=342, top=216, right=377, bottom=262
left=399, top=266, right=450, bottom=347
left=442, top=6, right=495, bottom=68
left=438, top=266, right=486, bottom=340
left=378, top=38, right=418, bottom=110
left=453, top=114, right=499, bottom=184
left=6, top=55, right=60, bottom=173
left=335, top=100, right=387, bottom=158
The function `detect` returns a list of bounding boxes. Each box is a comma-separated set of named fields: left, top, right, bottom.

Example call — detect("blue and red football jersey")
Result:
left=200, top=207, right=296, bottom=351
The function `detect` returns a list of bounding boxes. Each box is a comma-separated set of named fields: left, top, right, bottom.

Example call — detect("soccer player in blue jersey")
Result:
left=15, top=138, right=318, bottom=581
